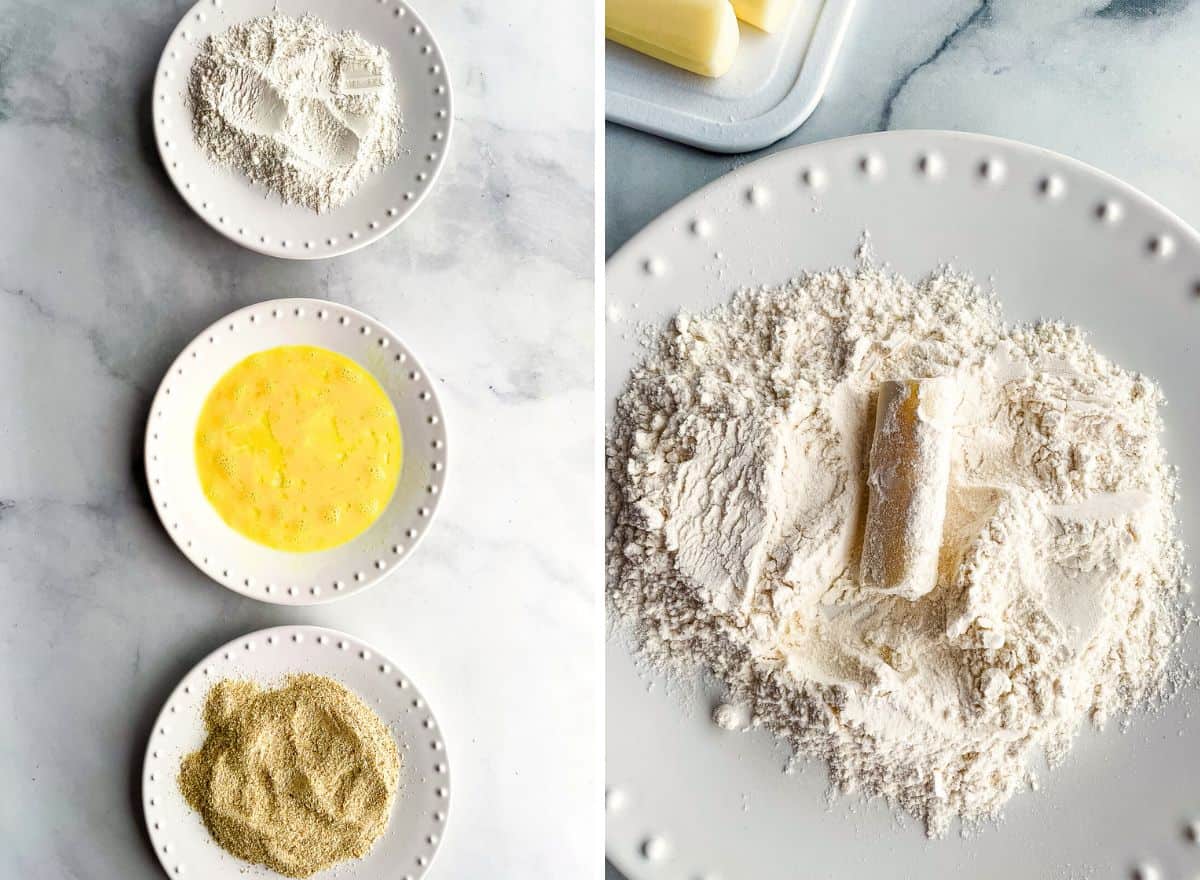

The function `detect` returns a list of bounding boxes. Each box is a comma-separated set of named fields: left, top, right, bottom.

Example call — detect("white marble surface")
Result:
left=607, top=0, right=1200, bottom=253
left=0, top=1, right=596, bottom=878
left=606, top=0, right=1200, bottom=876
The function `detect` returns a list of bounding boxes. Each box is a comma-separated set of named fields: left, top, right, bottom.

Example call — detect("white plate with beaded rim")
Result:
left=145, top=297, right=447, bottom=606
left=142, top=625, right=450, bottom=880
left=606, top=131, right=1200, bottom=880
left=153, top=0, right=452, bottom=260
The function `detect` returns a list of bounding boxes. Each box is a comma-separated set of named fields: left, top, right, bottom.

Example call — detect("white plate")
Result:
left=145, top=298, right=447, bottom=606
left=606, top=131, right=1200, bottom=878
left=153, top=0, right=452, bottom=260
left=605, top=0, right=856, bottom=153
left=142, top=625, right=450, bottom=880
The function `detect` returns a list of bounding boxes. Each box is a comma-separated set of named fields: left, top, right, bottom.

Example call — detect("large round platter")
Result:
left=606, top=131, right=1200, bottom=879
left=142, top=625, right=450, bottom=879
left=153, top=0, right=452, bottom=260
left=145, top=297, right=447, bottom=606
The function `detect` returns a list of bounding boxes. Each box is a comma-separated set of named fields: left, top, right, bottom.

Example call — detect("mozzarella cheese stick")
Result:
left=731, top=0, right=795, bottom=32
left=860, top=378, right=957, bottom=600
left=606, top=0, right=739, bottom=78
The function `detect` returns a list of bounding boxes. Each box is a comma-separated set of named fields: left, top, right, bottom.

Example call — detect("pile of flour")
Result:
left=188, top=14, right=402, bottom=213
left=607, top=262, right=1189, bottom=836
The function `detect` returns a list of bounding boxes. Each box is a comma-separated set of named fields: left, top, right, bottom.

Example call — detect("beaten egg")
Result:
left=195, top=345, right=402, bottom=552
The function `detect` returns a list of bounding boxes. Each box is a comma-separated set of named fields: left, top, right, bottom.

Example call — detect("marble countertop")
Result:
left=0, top=1, right=595, bottom=877
left=607, top=0, right=1200, bottom=254
left=606, top=0, right=1200, bottom=876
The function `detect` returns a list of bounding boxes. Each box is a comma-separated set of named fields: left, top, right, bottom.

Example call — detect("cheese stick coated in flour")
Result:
left=860, top=378, right=957, bottom=600
left=606, top=0, right=739, bottom=78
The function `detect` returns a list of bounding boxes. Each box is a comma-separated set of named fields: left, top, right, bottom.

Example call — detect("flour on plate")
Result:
left=607, top=261, right=1190, bottom=836
left=188, top=13, right=402, bottom=213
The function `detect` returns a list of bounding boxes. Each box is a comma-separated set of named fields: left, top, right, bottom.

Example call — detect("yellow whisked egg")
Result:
left=194, top=345, right=402, bottom=552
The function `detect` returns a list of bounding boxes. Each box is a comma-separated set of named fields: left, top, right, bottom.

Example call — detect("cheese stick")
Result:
left=860, top=378, right=957, bottom=600
left=731, top=0, right=796, bottom=33
left=606, top=0, right=739, bottom=78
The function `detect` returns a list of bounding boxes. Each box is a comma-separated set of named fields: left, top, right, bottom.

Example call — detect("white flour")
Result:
left=607, top=262, right=1190, bottom=836
left=188, top=14, right=402, bottom=213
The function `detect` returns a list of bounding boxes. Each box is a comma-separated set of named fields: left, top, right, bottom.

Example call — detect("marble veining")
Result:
left=0, top=0, right=596, bottom=878
left=878, top=0, right=992, bottom=130
left=607, top=0, right=1200, bottom=254
left=1095, top=0, right=1185, bottom=19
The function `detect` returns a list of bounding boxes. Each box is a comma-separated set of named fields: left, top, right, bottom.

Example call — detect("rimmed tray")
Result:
left=605, top=0, right=857, bottom=153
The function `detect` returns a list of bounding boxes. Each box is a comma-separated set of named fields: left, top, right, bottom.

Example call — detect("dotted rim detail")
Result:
left=143, top=297, right=448, bottom=606
left=607, top=131, right=1200, bottom=880
left=142, top=625, right=450, bottom=879
left=633, top=149, right=1196, bottom=297
left=151, top=0, right=454, bottom=261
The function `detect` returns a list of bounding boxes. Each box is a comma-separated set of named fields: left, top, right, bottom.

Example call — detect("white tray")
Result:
left=606, top=131, right=1200, bottom=879
left=605, top=0, right=857, bottom=153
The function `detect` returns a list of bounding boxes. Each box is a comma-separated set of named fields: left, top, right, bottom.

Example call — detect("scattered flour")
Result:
left=188, top=13, right=402, bottom=213
left=712, top=702, right=747, bottom=731
left=607, top=261, right=1190, bottom=836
